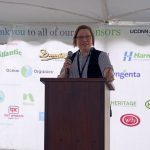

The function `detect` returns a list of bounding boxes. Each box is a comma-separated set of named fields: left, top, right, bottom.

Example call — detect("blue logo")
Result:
left=114, top=70, right=141, bottom=79
left=123, top=51, right=133, bottom=61
left=39, top=112, right=44, bottom=121
left=123, top=51, right=150, bottom=61
left=0, top=90, right=5, bottom=103
left=21, top=65, right=32, bottom=77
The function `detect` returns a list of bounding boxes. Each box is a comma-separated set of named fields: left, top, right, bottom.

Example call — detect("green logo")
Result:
left=0, top=49, right=22, bottom=58
left=21, top=65, right=32, bottom=77
left=94, top=28, right=121, bottom=37
left=23, top=93, right=34, bottom=105
left=111, top=100, right=136, bottom=107
left=145, top=100, right=150, bottom=109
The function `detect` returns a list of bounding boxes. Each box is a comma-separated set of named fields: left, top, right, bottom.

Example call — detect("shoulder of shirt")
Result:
left=93, top=48, right=108, bottom=54
left=91, top=47, right=103, bottom=53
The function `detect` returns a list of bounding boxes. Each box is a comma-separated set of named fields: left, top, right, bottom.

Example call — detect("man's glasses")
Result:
left=76, top=35, right=92, bottom=40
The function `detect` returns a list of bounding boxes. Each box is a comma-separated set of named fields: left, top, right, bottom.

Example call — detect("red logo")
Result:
left=120, top=114, right=140, bottom=127
left=8, top=106, right=19, bottom=114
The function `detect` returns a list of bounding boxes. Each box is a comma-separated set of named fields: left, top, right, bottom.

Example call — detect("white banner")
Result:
left=0, top=24, right=150, bottom=150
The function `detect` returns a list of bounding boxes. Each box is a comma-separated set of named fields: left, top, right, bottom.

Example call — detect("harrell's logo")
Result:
left=123, top=51, right=133, bottom=61
left=120, top=114, right=140, bottom=127
left=39, top=50, right=67, bottom=61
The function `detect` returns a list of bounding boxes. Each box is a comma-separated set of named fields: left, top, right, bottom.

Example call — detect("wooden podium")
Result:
left=40, top=78, right=114, bottom=150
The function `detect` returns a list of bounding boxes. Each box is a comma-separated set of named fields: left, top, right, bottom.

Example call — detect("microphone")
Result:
left=67, top=51, right=73, bottom=59
left=66, top=51, right=73, bottom=75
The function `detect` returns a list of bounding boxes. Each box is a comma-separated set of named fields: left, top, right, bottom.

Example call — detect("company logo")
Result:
left=0, top=90, right=5, bottom=103
left=111, top=100, right=136, bottom=107
left=39, top=112, right=44, bottom=121
left=39, top=49, right=67, bottom=61
left=114, top=70, right=141, bottom=79
left=8, top=106, right=19, bottom=114
left=5, top=65, right=54, bottom=77
left=0, top=49, right=22, bottom=58
left=34, top=69, right=53, bottom=74
left=130, top=29, right=150, bottom=35
left=6, top=68, right=19, bottom=73
left=95, top=28, right=121, bottom=37
left=4, top=106, right=24, bottom=119
left=123, top=51, right=150, bottom=61
left=120, top=114, right=140, bottom=127
left=21, top=65, right=32, bottom=77
left=23, top=93, right=34, bottom=105
left=145, top=100, right=150, bottom=109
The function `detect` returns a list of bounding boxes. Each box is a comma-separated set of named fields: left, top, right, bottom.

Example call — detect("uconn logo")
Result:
left=123, top=51, right=150, bottom=61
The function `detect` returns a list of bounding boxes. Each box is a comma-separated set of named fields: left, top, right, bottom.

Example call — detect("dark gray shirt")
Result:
left=59, top=48, right=113, bottom=78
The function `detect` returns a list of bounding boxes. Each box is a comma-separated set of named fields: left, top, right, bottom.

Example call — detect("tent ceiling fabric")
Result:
left=0, top=0, right=150, bottom=24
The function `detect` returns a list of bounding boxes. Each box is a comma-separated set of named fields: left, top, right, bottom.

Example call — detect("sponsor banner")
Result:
left=0, top=24, right=150, bottom=150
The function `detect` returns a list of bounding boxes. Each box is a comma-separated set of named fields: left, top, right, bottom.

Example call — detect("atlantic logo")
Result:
left=114, top=70, right=141, bottom=79
left=120, top=114, right=140, bottom=127
left=0, top=49, right=22, bottom=58
left=39, top=49, right=67, bottom=61
left=145, top=100, right=150, bottom=109
left=123, top=51, right=150, bottom=61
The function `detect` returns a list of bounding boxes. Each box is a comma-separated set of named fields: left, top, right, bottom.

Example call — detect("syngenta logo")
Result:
left=123, top=51, right=150, bottom=61
left=0, top=49, right=22, bottom=58
left=120, top=114, right=140, bottom=127
left=145, top=100, right=150, bottom=109
left=114, top=70, right=141, bottom=79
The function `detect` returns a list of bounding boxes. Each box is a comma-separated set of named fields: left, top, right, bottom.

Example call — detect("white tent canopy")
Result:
left=0, top=0, right=150, bottom=24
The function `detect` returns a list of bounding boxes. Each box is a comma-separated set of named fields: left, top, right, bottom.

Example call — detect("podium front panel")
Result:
left=41, top=78, right=110, bottom=150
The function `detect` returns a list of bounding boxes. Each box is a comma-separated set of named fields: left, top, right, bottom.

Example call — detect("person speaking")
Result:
left=58, top=25, right=114, bottom=83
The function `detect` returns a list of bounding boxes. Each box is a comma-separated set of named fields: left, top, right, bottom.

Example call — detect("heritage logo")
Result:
left=145, top=100, right=150, bottom=109
left=120, top=114, right=140, bottom=127
left=111, top=100, right=136, bottom=107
